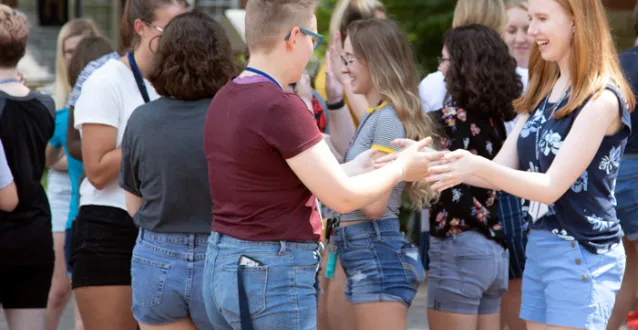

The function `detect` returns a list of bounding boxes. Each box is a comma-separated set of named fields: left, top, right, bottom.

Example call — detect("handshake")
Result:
left=354, top=137, right=478, bottom=192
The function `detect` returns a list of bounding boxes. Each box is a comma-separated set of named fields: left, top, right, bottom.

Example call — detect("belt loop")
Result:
left=137, top=228, right=144, bottom=242
left=188, top=234, right=195, bottom=250
left=372, top=221, right=382, bottom=242
left=212, top=232, right=221, bottom=245
left=339, top=227, right=349, bottom=249
left=278, top=241, right=287, bottom=256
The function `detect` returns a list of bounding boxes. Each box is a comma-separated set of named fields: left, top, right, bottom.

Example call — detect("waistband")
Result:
left=336, top=218, right=400, bottom=238
left=209, top=231, right=320, bottom=251
left=138, top=228, right=209, bottom=246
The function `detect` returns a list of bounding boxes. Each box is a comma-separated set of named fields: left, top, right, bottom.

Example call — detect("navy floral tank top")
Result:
left=517, top=84, right=632, bottom=254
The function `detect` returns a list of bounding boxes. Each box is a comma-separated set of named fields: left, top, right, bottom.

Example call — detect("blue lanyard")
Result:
left=0, top=78, right=20, bottom=84
left=127, top=52, right=151, bottom=103
left=245, top=67, right=282, bottom=90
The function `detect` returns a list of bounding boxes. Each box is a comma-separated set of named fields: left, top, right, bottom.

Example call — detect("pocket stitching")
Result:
left=397, top=247, right=425, bottom=286
left=131, top=256, right=171, bottom=307
left=220, top=265, right=269, bottom=318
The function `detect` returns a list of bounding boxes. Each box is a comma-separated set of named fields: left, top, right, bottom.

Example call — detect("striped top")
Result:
left=341, top=102, right=406, bottom=222
left=68, top=51, right=121, bottom=107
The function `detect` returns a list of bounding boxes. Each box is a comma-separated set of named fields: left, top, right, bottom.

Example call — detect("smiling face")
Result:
left=528, top=0, right=574, bottom=63
left=503, top=6, right=534, bottom=68
left=341, top=36, right=372, bottom=95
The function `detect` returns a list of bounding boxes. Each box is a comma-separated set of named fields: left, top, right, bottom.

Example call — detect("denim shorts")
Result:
left=334, top=218, right=425, bottom=307
left=202, top=232, right=321, bottom=330
left=520, top=229, right=626, bottom=329
left=498, top=191, right=527, bottom=279
left=131, top=229, right=213, bottom=329
left=428, top=230, right=508, bottom=315
left=616, top=155, right=638, bottom=240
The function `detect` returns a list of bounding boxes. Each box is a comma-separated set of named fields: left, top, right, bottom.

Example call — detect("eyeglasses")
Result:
left=437, top=57, right=450, bottom=65
left=340, top=55, right=357, bottom=67
left=143, top=21, right=164, bottom=33
left=285, top=28, right=324, bottom=50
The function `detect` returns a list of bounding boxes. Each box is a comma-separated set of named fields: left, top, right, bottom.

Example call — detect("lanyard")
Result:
left=127, top=52, right=151, bottom=104
left=0, top=78, right=20, bottom=84
left=245, top=67, right=282, bottom=90
left=534, top=87, right=570, bottom=167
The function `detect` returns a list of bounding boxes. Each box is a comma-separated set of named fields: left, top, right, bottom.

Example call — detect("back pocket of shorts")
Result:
left=219, top=265, right=268, bottom=319
left=397, top=244, right=425, bottom=287
left=456, top=255, right=495, bottom=299
left=131, top=256, right=171, bottom=307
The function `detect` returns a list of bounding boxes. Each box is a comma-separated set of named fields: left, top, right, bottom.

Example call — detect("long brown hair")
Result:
left=515, top=0, right=635, bottom=117
left=348, top=19, right=438, bottom=208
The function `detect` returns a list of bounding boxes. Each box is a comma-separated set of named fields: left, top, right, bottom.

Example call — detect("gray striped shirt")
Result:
left=341, top=102, right=406, bottom=222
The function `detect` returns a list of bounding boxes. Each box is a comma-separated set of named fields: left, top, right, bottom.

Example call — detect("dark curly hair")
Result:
left=443, top=24, right=523, bottom=131
left=149, top=10, right=237, bottom=100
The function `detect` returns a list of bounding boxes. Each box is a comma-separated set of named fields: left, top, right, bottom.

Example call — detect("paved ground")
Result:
left=0, top=283, right=431, bottom=330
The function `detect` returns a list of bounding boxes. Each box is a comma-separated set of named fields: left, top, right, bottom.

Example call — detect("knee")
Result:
left=47, top=285, right=71, bottom=308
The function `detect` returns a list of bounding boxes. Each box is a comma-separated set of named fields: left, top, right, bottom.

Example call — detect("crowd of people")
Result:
left=1, top=0, right=638, bottom=329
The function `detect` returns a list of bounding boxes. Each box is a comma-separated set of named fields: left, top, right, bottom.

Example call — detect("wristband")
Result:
left=327, top=99, right=345, bottom=110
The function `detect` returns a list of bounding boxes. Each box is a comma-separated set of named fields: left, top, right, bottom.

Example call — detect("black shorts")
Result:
left=0, top=263, right=53, bottom=308
left=71, top=205, right=137, bottom=289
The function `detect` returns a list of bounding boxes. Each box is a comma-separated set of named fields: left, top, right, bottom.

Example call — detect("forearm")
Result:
left=85, top=148, right=122, bottom=189
left=124, top=191, right=143, bottom=217
left=474, top=157, right=556, bottom=204
left=67, top=107, right=83, bottom=160
left=343, top=84, right=369, bottom=123
left=336, top=161, right=404, bottom=213
left=465, top=176, right=499, bottom=190
left=327, top=106, right=355, bottom=157
left=50, top=155, right=68, bottom=171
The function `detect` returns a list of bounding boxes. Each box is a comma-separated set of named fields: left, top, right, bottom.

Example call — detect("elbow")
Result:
left=85, top=170, right=108, bottom=190
left=362, top=205, right=385, bottom=220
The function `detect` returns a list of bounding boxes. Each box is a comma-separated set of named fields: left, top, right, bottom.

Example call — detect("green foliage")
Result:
left=315, top=0, right=456, bottom=78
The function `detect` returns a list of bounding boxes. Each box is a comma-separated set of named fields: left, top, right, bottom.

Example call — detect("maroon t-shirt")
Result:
left=204, top=76, right=323, bottom=242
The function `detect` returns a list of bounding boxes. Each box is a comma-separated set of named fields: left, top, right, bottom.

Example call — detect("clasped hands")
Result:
left=354, top=138, right=479, bottom=192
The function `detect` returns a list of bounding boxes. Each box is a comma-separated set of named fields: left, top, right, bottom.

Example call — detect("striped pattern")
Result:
left=341, top=103, right=406, bottom=222
left=68, top=51, right=121, bottom=107
left=498, top=191, right=527, bottom=279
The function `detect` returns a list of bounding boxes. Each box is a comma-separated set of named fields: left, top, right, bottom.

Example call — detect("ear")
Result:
left=285, top=26, right=302, bottom=50
left=133, top=19, right=146, bottom=39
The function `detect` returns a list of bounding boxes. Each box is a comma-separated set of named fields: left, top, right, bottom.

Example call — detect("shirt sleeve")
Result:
left=118, top=118, right=142, bottom=197
left=0, top=140, right=13, bottom=189
left=74, top=71, right=120, bottom=130
left=370, top=109, right=406, bottom=154
left=419, top=72, right=447, bottom=113
left=262, top=93, right=323, bottom=159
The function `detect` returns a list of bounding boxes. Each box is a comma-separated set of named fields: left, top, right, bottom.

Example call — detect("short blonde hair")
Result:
left=245, top=0, right=317, bottom=53
left=53, top=19, right=100, bottom=108
left=505, top=0, right=528, bottom=11
left=452, top=0, right=507, bottom=33
left=0, top=5, right=28, bottom=68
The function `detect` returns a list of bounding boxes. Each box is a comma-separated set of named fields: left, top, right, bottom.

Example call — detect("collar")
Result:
left=366, top=100, right=389, bottom=114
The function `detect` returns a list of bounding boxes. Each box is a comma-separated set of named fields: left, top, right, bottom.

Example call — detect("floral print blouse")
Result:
left=517, top=85, right=631, bottom=254
left=429, top=107, right=507, bottom=248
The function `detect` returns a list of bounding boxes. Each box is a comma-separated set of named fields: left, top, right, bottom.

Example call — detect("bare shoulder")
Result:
left=582, top=89, right=620, bottom=119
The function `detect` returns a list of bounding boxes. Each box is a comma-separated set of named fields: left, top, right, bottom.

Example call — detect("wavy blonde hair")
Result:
left=452, top=0, right=507, bottom=33
left=53, top=19, right=100, bottom=108
left=348, top=19, right=438, bottom=208
left=515, top=0, right=635, bottom=118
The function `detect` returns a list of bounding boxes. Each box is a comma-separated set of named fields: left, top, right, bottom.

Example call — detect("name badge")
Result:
left=528, top=200, right=549, bottom=223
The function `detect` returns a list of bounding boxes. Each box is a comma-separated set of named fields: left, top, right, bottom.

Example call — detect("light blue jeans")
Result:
left=131, top=229, right=213, bottom=329
left=520, top=229, right=625, bottom=329
left=202, top=231, right=321, bottom=330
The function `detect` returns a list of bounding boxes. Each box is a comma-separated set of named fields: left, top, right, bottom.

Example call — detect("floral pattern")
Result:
left=517, top=84, right=630, bottom=255
left=430, top=107, right=506, bottom=247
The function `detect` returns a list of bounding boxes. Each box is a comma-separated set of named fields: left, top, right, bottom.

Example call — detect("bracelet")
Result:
left=327, top=99, right=345, bottom=110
